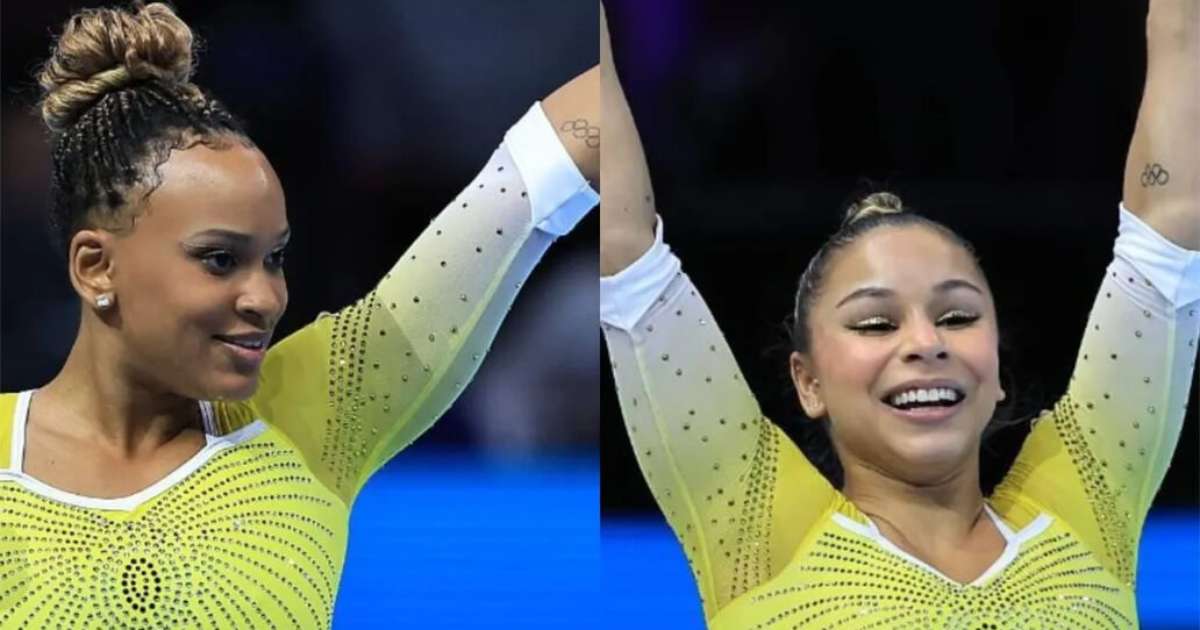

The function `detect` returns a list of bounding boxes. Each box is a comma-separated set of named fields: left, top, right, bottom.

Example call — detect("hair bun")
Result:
left=841, top=191, right=904, bottom=228
left=37, top=2, right=195, bottom=134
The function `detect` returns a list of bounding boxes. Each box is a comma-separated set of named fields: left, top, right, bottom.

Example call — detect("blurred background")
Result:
left=2, top=1, right=598, bottom=627
left=602, top=1, right=1199, bottom=628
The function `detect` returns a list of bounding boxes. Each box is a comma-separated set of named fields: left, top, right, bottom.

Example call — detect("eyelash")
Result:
left=850, top=311, right=980, bottom=333
left=197, top=247, right=287, bottom=276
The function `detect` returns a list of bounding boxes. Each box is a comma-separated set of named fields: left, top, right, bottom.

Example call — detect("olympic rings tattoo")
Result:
left=1140, top=163, right=1170, bottom=187
left=560, top=119, right=600, bottom=149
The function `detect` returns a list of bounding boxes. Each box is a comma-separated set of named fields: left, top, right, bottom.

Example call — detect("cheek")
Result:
left=949, top=331, right=1002, bottom=436
left=954, top=329, right=1001, bottom=383
left=817, top=336, right=890, bottom=392
left=122, top=259, right=229, bottom=340
left=277, top=277, right=290, bottom=312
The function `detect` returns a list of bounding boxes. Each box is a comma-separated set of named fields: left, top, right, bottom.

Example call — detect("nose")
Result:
left=900, top=315, right=948, bottom=362
left=235, top=269, right=287, bottom=329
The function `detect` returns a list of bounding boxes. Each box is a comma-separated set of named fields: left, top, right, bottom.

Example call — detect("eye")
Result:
left=266, top=246, right=287, bottom=271
left=849, top=316, right=896, bottom=333
left=199, top=250, right=237, bottom=275
left=938, top=310, right=980, bottom=327
left=850, top=311, right=980, bottom=335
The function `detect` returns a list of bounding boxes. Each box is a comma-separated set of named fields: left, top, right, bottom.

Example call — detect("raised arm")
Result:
left=543, top=66, right=600, bottom=188
left=599, top=9, right=835, bottom=618
left=1122, top=0, right=1199, bottom=249
left=600, top=5, right=656, bottom=275
left=231, top=71, right=600, bottom=506
left=994, top=5, right=1199, bottom=585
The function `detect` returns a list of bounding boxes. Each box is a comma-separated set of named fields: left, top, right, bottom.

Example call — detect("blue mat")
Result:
left=335, top=452, right=599, bottom=628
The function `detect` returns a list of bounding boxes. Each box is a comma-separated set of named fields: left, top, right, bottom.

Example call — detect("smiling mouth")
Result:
left=884, top=396, right=962, bottom=411
left=880, top=395, right=966, bottom=423
left=214, top=336, right=266, bottom=350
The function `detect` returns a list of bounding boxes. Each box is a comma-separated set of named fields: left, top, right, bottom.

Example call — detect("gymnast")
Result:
left=600, top=2, right=1198, bottom=627
left=0, top=3, right=598, bottom=627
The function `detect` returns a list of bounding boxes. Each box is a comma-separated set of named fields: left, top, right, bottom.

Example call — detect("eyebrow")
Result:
left=835, top=278, right=984, bottom=309
left=189, top=227, right=291, bottom=244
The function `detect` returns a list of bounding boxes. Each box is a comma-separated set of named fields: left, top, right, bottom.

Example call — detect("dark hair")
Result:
left=785, top=191, right=1027, bottom=490
left=36, top=2, right=250, bottom=256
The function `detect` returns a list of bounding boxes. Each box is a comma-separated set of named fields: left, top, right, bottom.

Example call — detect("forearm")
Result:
left=256, top=142, right=562, bottom=501
left=541, top=66, right=600, bottom=188
left=1122, top=0, right=1199, bottom=250
left=600, top=6, right=657, bottom=276
left=1147, top=0, right=1199, bottom=49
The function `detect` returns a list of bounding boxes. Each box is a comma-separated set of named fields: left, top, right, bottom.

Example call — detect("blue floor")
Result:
left=334, top=452, right=599, bottom=629
left=334, top=454, right=1197, bottom=628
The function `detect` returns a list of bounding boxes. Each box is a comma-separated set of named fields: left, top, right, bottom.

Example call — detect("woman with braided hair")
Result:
left=601, top=1, right=1197, bottom=627
left=0, top=3, right=598, bottom=627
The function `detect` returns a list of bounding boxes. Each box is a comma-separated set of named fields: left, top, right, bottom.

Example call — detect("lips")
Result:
left=881, top=378, right=966, bottom=403
left=214, top=332, right=269, bottom=349
left=214, top=332, right=270, bottom=366
left=881, top=397, right=964, bottom=423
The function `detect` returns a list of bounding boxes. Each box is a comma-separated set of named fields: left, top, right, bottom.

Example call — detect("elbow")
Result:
left=601, top=226, right=656, bottom=277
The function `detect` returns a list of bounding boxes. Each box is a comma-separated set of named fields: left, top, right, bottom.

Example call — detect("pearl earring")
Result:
left=95, top=293, right=113, bottom=310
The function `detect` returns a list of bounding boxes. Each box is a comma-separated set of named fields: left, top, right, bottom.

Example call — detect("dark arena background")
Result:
left=600, top=1, right=1199, bottom=628
left=2, top=2, right=598, bottom=628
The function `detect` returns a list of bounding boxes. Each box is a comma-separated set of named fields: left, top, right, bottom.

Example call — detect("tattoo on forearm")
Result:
left=560, top=119, right=599, bottom=149
left=1140, top=163, right=1170, bottom=187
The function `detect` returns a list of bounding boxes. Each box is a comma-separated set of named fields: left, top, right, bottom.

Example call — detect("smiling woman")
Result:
left=96, top=142, right=291, bottom=403
left=600, top=0, right=1198, bottom=626
left=0, top=2, right=597, bottom=628
left=786, top=194, right=1009, bottom=492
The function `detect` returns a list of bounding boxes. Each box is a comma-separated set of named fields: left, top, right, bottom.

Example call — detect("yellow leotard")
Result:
left=0, top=104, right=597, bottom=629
left=601, top=208, right=1198, bottom=628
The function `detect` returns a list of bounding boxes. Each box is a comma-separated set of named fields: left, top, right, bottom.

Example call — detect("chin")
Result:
left=205, top=373, right=261, bottom=402
left=890, top=431, right=976, bottom=476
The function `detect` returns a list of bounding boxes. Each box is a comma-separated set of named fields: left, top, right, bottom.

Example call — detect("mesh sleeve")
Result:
left=243, top=106, right=597, bottom=505
left=994, top=251, right=1199, bottom=585
left=603, top=265, right=836, bottom=617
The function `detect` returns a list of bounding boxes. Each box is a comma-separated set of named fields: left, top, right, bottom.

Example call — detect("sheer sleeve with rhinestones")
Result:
left=601, top=225, right=837, bottom=618
left=237, top=104, right=597, bottom=506
left=993, top=205, right=1200, bottom=586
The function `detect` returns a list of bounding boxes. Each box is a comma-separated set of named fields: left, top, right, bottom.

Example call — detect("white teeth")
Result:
left=223, top=338, right=263, bottom=350
left=889, top=387, right=961, bottom=407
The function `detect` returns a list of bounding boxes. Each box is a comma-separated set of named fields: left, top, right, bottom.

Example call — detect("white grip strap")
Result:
left=504, top=102, right=598, bottom=237
left=600, top=216, right=682, bottom=331
left=1114, top=203, right=1200, bottom=309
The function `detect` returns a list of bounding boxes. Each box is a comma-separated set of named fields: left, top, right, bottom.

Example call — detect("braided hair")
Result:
left=786, top=192, right=1023, bottom=489
left=36, top=2, right=250, bottom=256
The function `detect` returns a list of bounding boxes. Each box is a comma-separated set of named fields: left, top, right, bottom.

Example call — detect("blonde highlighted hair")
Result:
left=38, top=2, right=199, bottom=133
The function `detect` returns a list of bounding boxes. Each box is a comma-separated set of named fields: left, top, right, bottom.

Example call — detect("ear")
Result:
left=69, top=229, right=117, bottom=309
left=789, top=351, right=826, bottom=419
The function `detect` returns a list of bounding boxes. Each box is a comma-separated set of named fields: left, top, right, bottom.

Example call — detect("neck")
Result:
left=841, top=454, right=990, bottom=555
left=36, top=316, right=201, bottom=458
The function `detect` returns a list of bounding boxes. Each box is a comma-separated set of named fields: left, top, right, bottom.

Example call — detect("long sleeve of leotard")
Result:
left=601, top=219, right=837, bottom=618
left=992, top=204, right=1200, bottom=586
left=222, top=103, right=597, bottom=506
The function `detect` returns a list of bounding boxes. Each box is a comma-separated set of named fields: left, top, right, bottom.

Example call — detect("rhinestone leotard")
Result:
left=601, top=210, right=1198, bottom=629
left=0, top=104, right=597, bottom=629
